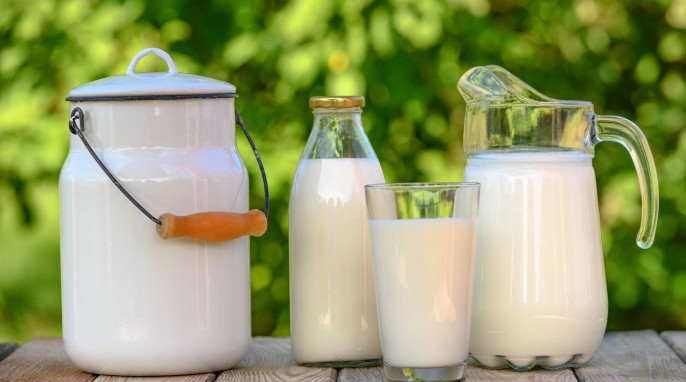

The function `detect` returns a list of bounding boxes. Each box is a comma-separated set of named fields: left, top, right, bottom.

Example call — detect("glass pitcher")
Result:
left=458, top=66, right=659, bottom=370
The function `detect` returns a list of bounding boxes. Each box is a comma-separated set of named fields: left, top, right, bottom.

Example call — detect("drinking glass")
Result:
left=365, top=183, right=480, bottom=382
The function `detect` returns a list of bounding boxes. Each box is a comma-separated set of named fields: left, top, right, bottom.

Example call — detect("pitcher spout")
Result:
left=458, top=65, right=569, bottom=105
left=458, top=65, right=595, bottom=157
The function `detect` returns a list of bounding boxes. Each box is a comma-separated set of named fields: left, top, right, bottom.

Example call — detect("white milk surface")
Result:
left=369, top=218, right=477, bottom=368
left=289, top=158, right=384, bottom=364
left=60, top=147, right=251, bottom=375
left=464, top=152, right=608, bottom=368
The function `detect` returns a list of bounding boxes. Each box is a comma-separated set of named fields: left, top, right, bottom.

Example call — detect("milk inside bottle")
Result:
left=458, top=66, right=659, bottom=370
left=289, top=96, right=384, bottom=366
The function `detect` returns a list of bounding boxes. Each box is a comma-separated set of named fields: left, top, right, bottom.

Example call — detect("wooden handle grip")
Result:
left=157, top=209, right=268, bottom=242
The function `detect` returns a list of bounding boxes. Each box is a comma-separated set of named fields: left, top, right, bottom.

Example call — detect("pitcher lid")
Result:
left=67, top=48, right=236, bottom=101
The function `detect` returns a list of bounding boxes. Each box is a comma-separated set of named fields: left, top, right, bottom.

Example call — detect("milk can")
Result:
left=60, top=48, right=268, bottom=376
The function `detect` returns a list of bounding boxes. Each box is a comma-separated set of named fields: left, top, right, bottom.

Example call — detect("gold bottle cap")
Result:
left=309, top=96, right=365, bottom=108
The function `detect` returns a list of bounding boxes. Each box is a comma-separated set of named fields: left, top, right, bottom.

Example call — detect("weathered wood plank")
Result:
left=338, top=364, right=577, bottom=381
left=338, top=366, right=385, bottom=382
left=468, top=366, right=577, bottom=381
left=661, top=331, right=686, bottom=364
left=95, top=375, right=215, bottom=382
left=575, top=330, right=686, bottom=381
left=0, top=337, right=94, bottom=382
left=237, top=336, right=295, bottom=367
left=92, top=336, right=295, bottom=381
left=216, top=337, right=337, bottom=382
left=0, top=343, right=18, bottom=362
left=218, top=366, right=336, bottom=382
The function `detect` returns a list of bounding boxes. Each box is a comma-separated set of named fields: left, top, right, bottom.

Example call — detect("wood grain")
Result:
left=575, top=330, right=686, bottom=381
left=217, top=337, right=337, bottom=382
left=95, top=374, right=215, bottom=382
left=0, top=343, right=18, bottom=362
left=0, top=337, right=94, bottom=382
left=661, top=331, right=686, bottom=364
left=468, top=366, right=577, bottom=381
left=217, top=366, right=336, bottom=382
left=237, top=336, right=295, bottom=367
left=338, top=366, right=386, bottom=382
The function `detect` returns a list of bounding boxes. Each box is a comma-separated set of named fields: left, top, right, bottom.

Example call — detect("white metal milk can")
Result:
left=60, top=48, right=268, bottom=376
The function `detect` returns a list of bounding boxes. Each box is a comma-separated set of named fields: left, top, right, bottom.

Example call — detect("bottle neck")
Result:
left=304, top=107, right=377, bottom=159
left=312, top=107, right=363, bottom=127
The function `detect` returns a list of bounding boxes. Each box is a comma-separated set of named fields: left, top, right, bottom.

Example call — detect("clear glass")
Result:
left=458, top=65, right=659, bottom=370
left=365, top=183, right=480, bottom=382
left=289, top=105, right=384, bottom=367
left=459, top=65, right=658, bottom=248
left=301, top=107, right=377, bottom=159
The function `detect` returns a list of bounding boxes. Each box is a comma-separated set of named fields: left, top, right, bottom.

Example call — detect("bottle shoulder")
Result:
left=290, top=158, right=384, bottom=201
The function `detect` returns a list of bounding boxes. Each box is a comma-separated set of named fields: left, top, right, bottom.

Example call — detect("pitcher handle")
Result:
left=593, top=115, right=659, bottom=249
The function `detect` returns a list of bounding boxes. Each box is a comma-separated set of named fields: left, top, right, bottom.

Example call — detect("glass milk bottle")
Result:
left=289, top=96, right=384, bottom=366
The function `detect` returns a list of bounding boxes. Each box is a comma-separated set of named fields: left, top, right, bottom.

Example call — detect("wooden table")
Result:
left=1, top=330, right=685, bottom=381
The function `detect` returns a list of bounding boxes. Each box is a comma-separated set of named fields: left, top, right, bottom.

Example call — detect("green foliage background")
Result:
left=1, top=0, right=685, bottom=343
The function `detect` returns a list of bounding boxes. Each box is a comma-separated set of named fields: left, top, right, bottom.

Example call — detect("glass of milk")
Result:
left=365, top=182, right=480, bottom=382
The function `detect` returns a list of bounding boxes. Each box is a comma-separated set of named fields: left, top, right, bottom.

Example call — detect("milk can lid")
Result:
left=67, top=48, right=236, bottom=101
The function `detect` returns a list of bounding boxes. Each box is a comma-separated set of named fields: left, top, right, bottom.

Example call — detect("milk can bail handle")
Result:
left=69, top=108, right=162, bottom=225
left=235, top=108, right=270, bottom=219
left=68, top=107, right=270, bottom=235
left=126, top=48, right=178, bottom=75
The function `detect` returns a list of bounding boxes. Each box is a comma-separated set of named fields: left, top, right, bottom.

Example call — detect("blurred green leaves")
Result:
left=1, top=0, right=685, bottom=342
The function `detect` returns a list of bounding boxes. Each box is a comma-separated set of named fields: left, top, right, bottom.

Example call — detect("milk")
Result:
left=289, top=158, right=384, bottom=364
left=60, top=146, right=251, bottom=375
left=464, top=152, right=608, bottom=369
left=369, top=218, right=477, bottom=368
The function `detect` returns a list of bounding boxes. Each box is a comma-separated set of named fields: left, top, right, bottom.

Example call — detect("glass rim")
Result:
left=364, top=182, right=480, bottom=190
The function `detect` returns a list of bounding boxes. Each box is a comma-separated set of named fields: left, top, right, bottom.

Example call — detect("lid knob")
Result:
left=126, top=48, right=178, bottom=76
